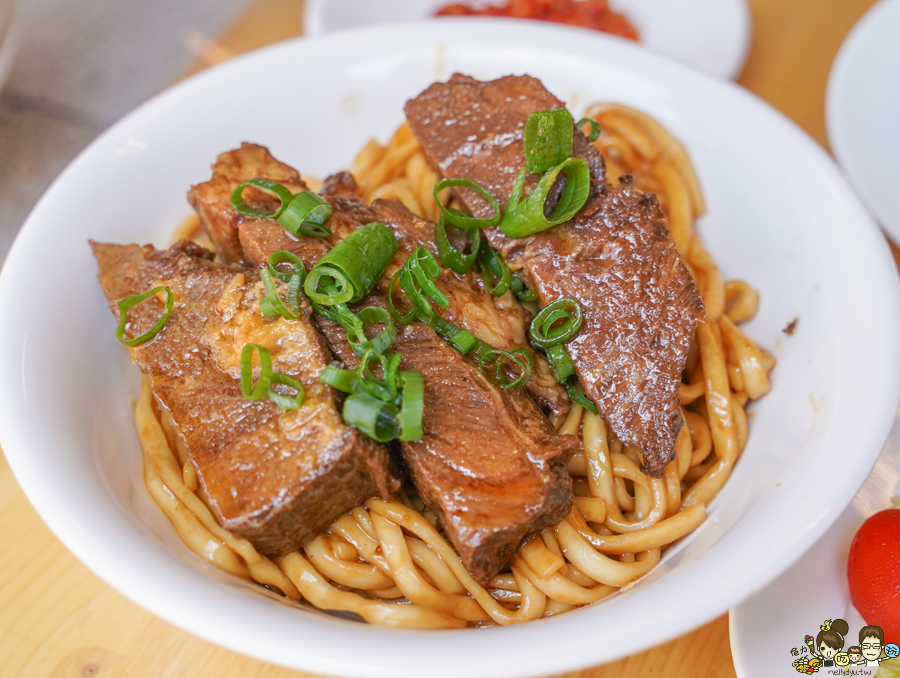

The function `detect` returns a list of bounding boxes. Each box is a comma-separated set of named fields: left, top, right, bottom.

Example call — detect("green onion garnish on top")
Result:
left=499, top=157, right=591, bottom=238
left=433, top=178, right=502, bottom=230
left=529, top=297, right=584, bottom=384
left=435, top=216, right=481, bottom=274
left=240, top=343, right=305, bottom=410
left=478, top=243, right=513, bottom=297
left=230, top=179, right=333, bottom=238
left=115, top=286, right=175, bottom=347
left=566, top=379, right=598, bottom=415
left=259, top=251, right=306, bottom=320
left=576, top=117, right=601, bottom=143
left=278, top=190, right=333, bottom=238
left=524, top=109, right=575, bottom=174
left=304, top=222, right=398, bottom=306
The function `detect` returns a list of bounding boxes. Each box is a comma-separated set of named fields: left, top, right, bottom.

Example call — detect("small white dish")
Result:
left=730, top=413, right=900, bottom=677
left=0, top=19, right=898, bottom=678
left=827, top=0, right=900, bottom=244
left=303, top=0, right=751, bottom=80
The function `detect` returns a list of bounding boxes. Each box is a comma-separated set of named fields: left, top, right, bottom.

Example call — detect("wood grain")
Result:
left=0, top=0, right=886, bottom=676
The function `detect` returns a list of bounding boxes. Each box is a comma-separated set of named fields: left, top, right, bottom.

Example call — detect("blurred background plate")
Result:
left=0, top=0, right=17, bottom=93
left=827, top=0, right=900, bottom=244
left=303, top=0, right=751, bottom=79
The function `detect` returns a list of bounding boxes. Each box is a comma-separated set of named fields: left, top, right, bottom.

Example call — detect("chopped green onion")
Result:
left=279, top=191, right=332, bottom=238
left=342, top=393, right=401, bottom=443
left=312, top=302, right=396, bottom=358
left=576, top=117, right=601, bottom=143
left=266, top=250, right=306, bottom=282
left=267, top=372, right=305, bottom=410
left=478, top=347, right=533, bottom=389
left=115, top=286, right=174, bottom=346
left=500, top=157, right=592, bottom=238
left=510, top=274, right=538, bottom=302
left=241, top=343, right=273, bottom=400
left=398, top=371, right=424, bottom=441
left=478, top=243, right=513, bottom=296
left=320, top=365, right=356, bottom=393
left=391, top=246, right=449, bottom=323
left=259, top=267, right=301, bottom=319
left=448, top=328, right=477, bottom=354
left=230, top=179, right=294, bottom=219
left=304, top=222, right=398, bottom=305
left=433, top=178, right=501, bottom=229
left=524, top=109, right=574, bottom=174
left=240, top=343, right=306, bottom=410
left=529, top=297, right=583, bottom=347
left=566, top=379, right=598, bottom=415
left=356, top=349, right=402, bottom=402
left=435, top=216, right=481, bottom=274
left=545, top=344, right=576, bottom=383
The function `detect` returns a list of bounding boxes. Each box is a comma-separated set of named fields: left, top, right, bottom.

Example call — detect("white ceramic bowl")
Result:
left=827, top=0, right=900, bottom=244
left=303, top=0, right=751, bottom=79
left=1, top=20, right=898, bottom=678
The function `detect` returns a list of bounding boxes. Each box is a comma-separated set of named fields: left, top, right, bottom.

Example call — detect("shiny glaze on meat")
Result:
left=91, top=240, right=398, bottom=554
left=405, top=74, right=705, bottom=475
left=190, top=145, right=577, bottom=581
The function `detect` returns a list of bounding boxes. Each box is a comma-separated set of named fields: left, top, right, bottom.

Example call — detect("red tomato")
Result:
left=848, top=508, right=900, bottom=641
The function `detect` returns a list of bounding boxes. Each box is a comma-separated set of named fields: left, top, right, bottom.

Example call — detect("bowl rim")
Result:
left=2, top=18, right=899, bottom=678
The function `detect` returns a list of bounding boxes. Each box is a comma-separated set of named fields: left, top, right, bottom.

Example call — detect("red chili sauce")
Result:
left=435, top=0, right=639, bottom=41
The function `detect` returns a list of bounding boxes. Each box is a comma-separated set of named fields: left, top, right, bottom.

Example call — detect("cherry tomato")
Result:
left=847, top=508, right=900, bottom=641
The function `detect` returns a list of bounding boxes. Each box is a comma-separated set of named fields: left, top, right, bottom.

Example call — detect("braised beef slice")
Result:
left=189, top=146, right=577, bottom=580
left=91, top=239, right=398, bottom=555
left=405, top=74, right=705, bottom=476
left=318, top=302, right=576, bottom=585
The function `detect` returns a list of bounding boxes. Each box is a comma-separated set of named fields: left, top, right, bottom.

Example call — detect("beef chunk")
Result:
left=91, top=240, right=398, bottom=554
left=405, top=74, right=705, bottom=475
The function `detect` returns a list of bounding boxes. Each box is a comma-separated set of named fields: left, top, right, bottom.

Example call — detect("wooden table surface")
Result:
left=0, top=0, right=887, bottom=676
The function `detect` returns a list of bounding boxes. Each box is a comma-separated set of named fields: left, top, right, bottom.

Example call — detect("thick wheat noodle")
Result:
left=135, top=106, right=775, bottom=627
left=585, top=102, right=707, bottom=216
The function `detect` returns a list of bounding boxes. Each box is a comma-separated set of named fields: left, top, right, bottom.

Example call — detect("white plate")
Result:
left=827, top=0, right=900, bottom=244
left=730, top=412, right=900, bottom=677
left=304, top=0, right=751, bottom=79
left=1, top=19, right=898, bottom=678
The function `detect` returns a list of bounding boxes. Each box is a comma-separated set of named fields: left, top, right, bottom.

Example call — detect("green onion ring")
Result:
left=240, top=343, right=274, bottom=400
left=304, top=222, right=398, bottom=305
left=259, top=268, right=301, bottom=319
left=342, top=393, right=401, bottom=443
left=347, top=306, right=396, bottom=357
left=267, top=250, right=306, bottom=282
left=529, top=297, right=583, bottom=348
left=478, top=243, right=513, bottom=296
left=435, top=216, right=481, bottom=274
left=478, top=347, right=533, bottom=389
left=510, top=274, right=538, bottom=302
left=267, top=372, right=306, bottom=410
left=279, top=191, right=333, bottom=238
left=576, top=117, right=601, bottom=143
left=320, top=365, right=356, bottom=393
left=398, top=371, right=425, bottom=441
left=230, top=179, right=294, bottom=219
left=433, top=178, right=501, bottom=230
left=499, top=157, right=592, bottom=238
left=524, top=108, right=575, bottom=174
left=115, top=286, right=174, bottom=347
left=387, top=269, right=417, bottom=325
left=566, top=379, right=598, bottom=415
left=356, top=349, right=401, bottom=402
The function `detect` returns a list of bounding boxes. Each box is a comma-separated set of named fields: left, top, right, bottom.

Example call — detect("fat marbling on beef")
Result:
left=92, top=239, right=399, bottom=555
left=187, top=144, right=577, bottom=582
left=405, top=74, right=705, bottom=476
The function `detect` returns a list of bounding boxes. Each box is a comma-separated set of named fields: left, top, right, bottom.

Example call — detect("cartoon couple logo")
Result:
left=790, top=619, right=900, bottom=674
